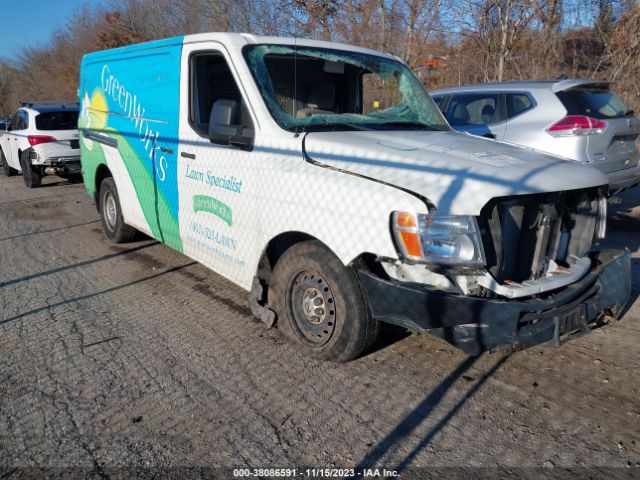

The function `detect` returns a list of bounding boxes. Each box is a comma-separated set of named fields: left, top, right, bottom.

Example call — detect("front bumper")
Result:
left=358, top=250, right=631, bottom=355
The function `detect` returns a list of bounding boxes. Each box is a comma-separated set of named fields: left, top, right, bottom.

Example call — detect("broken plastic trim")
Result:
left=243, top=44, right=446, bottom=132
left=476, top=256, right=592, bottom=299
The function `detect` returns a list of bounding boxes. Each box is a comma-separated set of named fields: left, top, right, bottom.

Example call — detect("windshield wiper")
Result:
left=381, top=121, right=438, bottom=130
left=329, top=122, right=374, bottom=132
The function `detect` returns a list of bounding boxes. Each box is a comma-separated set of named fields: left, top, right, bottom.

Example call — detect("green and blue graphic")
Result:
left=79, top=36, right=184, bottom=251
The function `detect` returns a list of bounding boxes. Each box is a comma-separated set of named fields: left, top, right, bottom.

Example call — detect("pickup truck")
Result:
left=78, top=33, right=631, bottom=361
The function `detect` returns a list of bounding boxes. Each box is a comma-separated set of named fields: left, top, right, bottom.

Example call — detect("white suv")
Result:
left=0, top=101, right=81, bottom=188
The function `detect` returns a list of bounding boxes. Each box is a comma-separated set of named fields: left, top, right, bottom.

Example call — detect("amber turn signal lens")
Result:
left=396, top=212, right=417, bottom=228
left=399, top=231, right=423, bottom=258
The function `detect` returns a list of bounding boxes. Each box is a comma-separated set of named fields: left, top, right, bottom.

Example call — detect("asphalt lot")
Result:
left=0, top=174, right=639, bottom=479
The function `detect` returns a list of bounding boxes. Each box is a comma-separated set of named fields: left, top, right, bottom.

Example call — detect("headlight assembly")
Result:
left=392, top=211, right=486, bottom=266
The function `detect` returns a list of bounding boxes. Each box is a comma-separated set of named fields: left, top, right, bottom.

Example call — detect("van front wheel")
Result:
left=270, top=240, right=379, bottom=362
left=99, top=177, right=136, bottom=243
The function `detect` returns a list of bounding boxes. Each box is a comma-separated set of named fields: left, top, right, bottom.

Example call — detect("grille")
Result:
left=478, top=189, right=599, bottom=284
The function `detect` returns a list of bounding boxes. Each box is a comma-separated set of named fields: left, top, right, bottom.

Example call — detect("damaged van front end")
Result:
left=245, top=39, right=631, bottom=355
left=357, top=194, right=631, bottom=354
left=299, top=127, right=631, bottom=353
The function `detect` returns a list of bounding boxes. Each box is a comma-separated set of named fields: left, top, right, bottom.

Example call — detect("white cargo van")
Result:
left=79, top=33, right=631, bottom=361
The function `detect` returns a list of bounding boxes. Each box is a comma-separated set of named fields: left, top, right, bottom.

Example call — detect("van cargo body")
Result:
left=79, top=33, right=631, bottom=360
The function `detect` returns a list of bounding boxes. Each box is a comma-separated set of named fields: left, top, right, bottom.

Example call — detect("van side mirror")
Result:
left=209, top=100, right=253, bottom=150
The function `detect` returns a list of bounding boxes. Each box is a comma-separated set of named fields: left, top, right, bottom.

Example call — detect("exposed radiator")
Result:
left=478, top=189, right=601, bottom=284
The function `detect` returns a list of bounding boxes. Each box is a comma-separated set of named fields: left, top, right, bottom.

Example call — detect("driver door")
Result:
left=177, top=43, right=260, bottom=286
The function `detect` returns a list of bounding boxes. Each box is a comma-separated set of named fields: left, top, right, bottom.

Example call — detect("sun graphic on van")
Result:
left=88, top=90, right=108, bottom=130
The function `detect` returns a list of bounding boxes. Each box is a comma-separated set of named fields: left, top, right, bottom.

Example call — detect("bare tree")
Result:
left=1, top=0, right=639, bottom=115
left=398, top=0, right=443, bottom=66
left=0, top=63, right=17, bottom=115
left=290, top=0, right=340, bottom=39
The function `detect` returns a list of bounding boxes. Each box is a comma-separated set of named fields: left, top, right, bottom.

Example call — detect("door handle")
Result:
left=483, top=133, right=496, bottom=139
left=181, top=152, right=196, bottom=160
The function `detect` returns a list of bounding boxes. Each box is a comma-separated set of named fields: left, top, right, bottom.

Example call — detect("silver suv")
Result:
left=431, top=80, right=640, bottom=194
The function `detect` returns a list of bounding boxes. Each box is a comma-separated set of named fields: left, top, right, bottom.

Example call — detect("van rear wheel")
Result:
left=270, top=240, right=379, bottom=362
left=99, top=177, right=136, bottom=243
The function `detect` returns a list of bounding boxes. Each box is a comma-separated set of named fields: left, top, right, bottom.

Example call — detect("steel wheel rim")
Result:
left=104, top=192, right=117, bottom=231
left=289, top=270, right=337, bottom=347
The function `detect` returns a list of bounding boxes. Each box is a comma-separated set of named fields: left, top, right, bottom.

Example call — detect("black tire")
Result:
left=269, top=240, right=379, bottom=362
left=19, top=151, right=42, bottom=188
left=1, top=149, right=17, bottom=177
left=98, top=177, right=137, bottom=243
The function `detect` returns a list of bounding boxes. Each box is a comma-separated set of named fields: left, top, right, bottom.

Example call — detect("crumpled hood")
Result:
left=303, top=130, right=609, bottom=215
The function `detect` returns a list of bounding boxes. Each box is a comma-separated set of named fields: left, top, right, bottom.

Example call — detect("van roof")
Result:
left=82, top=32, right=401, bottom=63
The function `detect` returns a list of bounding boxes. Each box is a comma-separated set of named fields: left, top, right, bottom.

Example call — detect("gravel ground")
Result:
left=0, top=174, right=638, bottom=479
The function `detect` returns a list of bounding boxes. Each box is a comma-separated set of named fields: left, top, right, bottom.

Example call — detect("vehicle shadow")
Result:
left=0, top=261, right=196, bottom=326
left=356, top=290, right=512, bottom=470
left=0, top=241, right=158, bottom=289
left=605, top=212, right=640, bottom=250
left=618, top=257, right=640, bottom=319
left=367, top=324, right=411, bottom=355
left=355, top=350, right=511, bottom=471
left=394, top=352, right=510, bottom=473
left=0, top=220, right=100, bottom=242
left=37, top=180, right=73, bottom=188
left=603, top=190, right=640, bottom=317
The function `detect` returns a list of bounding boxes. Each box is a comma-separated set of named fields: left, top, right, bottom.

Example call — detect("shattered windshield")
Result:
left=243, top=44, right=449, bottom=132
